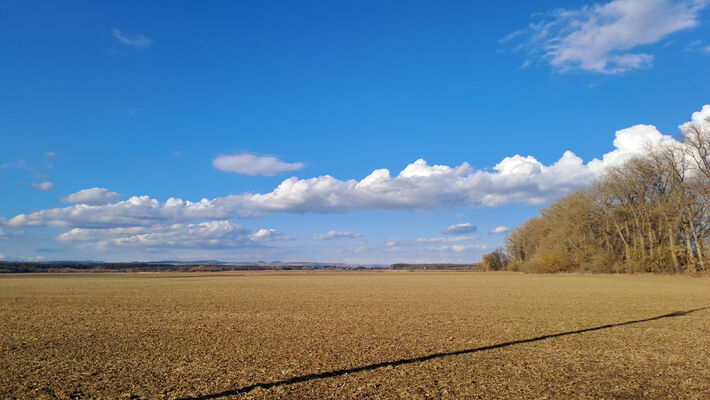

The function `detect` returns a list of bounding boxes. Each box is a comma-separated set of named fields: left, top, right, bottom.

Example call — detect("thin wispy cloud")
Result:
left=424, top=244, right=487, bottom=253
left=684, top=39, right=709, bottom=52
left=61, top=187, right=122, bottom=205
left=29, top=181, right=54, bottom=191
left=312, top=231, right=362, bottom=240
left=449, top=244, right=484, bottom=253
left=443, top=223, right=477, bottom=235
left=503, top=0, right=709, bottom=74
left=213, top=153, right=305, bottom=176
left=416, top=236, right=476, bottom=244
left=112, top=29, right=153, bottom=48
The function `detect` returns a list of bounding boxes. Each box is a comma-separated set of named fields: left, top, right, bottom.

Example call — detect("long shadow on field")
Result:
left=179, top=307, right=708, bottom=400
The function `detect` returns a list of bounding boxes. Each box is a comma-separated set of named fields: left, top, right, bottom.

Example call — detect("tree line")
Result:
left=485, top=115, right=709, bottom=274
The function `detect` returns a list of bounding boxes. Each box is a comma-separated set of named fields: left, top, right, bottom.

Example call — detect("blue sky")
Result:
left=1, top=0, right=709, bottom=263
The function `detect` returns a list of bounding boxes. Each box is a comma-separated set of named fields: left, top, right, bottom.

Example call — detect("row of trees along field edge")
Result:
left=482, top=115, right=709, bottom=274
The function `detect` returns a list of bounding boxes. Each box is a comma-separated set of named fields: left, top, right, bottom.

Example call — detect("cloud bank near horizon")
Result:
left=4, top=121, right=686, bottom=226
left=3, top=105, right=708, bottom=251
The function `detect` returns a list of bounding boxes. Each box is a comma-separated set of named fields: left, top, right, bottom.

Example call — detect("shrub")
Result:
left=482, top=249, right=510, bottom=271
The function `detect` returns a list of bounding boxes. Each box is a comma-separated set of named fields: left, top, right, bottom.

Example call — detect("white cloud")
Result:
left=29, top=181, right=54, bottom=191
left=6, top=106, right=705, bottom=232
left=113, top=29, right=153, bottom=48
left=312, top=231, right=362, bottom=240
left=44, top=152, right=57, bottom=157
left=7, top=195, right=236, bottom=228
left=0, top=253, right=4, bottom=260
left=587, top=124, right=679, bottom=171
left=5, top=127, right=677, bottom=225
left=684, top=39, right=710, bottom=53
left=443, top=222, right=477, bottom=235
left=61, top=187, right=123, bottom=205
left=238, top=124, right=676, bottom=212
left=490, top=226, right=510, bottom=234
left=427, top=244, right=488, bottom=253
left=58, top=221, right=258, bottom=249
left=504, top=0, right=708, bottom=74
left=679, top=104, right=710, bottom=130
left=451, top=244, right=475, bottom=253
left=416, top=236, right=476, bottom=244
left=248, top=228, right=284, bottom=242
left=212, top=153, right=305, bottom=176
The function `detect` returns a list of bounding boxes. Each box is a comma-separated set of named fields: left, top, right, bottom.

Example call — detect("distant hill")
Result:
left=0, top=261, right=476, bottom=273
left=0, top=261, right=388, bottom=273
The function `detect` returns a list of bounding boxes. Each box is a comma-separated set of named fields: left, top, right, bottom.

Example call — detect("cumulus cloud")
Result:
left=490, top=226, right=510, bottom=234
left=212, top=153, right=305, bottom=176
left=7, top=196, right=236, bottom=228
left=679, top=104, right=710, bottom=130
left=6, top=124, right=681, bottom=227
left=6, top=106, right=704, bottom=233
left=248, top=228, right=284, bottom=242
left=61, top=187, right=123, bottom=205
left=113, top=29, right=153, bottom=48
left=312, top=231, right=362, bottom=240
left=57, top=221, right=271, bottom=249
left=239, top=124, right=676, bottom=212
left=504, top=0, right=708, bottom=74
left=443, top=222, right=478, bottom=235
left=30, top=181, right=54, bottom=191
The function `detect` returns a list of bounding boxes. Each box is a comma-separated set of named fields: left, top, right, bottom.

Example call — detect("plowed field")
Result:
left=2, top=272, right=709, bottom=399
